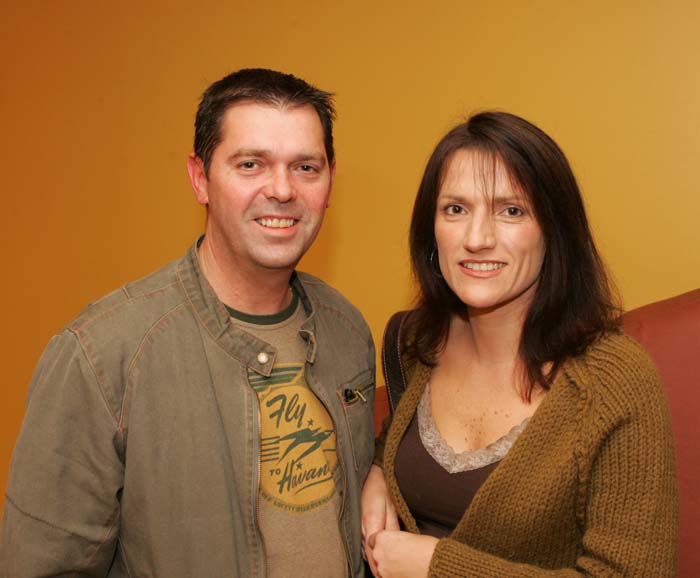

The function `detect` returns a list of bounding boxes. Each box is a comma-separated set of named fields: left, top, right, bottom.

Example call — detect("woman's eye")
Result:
left=505, top=206, right=524, bottom=217
left=445, top=205, right=464, bottom=215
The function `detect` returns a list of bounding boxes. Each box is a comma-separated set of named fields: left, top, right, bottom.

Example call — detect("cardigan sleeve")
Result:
left=427, top=346, right=678, bottom=578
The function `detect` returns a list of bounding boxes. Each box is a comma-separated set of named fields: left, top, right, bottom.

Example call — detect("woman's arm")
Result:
left=361, top=464, right=401, bottom=576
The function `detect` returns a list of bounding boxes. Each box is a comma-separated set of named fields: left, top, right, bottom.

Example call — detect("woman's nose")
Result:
left=463, top=214, right=496, bottom=252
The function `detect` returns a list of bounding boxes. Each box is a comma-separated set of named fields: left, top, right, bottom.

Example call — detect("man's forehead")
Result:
left=221, top=100, right=322, bottom=128
left=218, top=101, right=325, bottom=149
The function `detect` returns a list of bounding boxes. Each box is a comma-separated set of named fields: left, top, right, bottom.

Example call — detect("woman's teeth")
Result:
left=461, top=262, right=505, bottom=271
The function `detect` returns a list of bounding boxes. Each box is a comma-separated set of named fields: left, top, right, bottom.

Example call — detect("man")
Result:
left=1, top=68, right=375, bottom=578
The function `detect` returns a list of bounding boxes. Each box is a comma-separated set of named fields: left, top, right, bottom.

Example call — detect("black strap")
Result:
left=381, top=311, right=410, bottom=415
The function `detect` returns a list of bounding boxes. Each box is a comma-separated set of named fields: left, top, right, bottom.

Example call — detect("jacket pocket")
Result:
left=336, top=370, right=375, bottom=474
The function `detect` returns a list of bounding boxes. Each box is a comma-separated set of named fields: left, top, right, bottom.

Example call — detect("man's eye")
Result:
left=240, top=161, right=258, bottom=169
left=299, top=164, right=316, bottom=172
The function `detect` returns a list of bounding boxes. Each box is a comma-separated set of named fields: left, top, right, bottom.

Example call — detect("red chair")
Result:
left=373, top=289, right=700, bottom=576
left=622, top=289, right=700, bottom=577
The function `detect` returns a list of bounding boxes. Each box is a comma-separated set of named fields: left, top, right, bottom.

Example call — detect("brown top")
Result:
left=395, top=414, right=500, bottom=537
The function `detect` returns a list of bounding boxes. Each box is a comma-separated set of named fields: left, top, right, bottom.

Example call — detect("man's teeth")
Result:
left=257, top=218, right=295, bottom=228
left=462, top=262, right=506, bottom=271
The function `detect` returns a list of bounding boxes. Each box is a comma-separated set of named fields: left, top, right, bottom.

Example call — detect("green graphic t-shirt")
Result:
left=229, top=295, right=347, bottom=578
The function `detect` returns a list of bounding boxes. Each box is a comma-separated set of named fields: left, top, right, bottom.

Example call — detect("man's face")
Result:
left=188, top=101, right=334, bottom=276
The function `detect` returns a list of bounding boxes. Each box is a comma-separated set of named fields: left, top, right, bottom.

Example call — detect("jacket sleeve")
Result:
left=427, top=360, right=678, bottom=578
left=1, top=330, right=124, bottom=577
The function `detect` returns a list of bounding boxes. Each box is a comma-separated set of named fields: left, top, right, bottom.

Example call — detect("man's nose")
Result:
left=265, top=167, right=296, bottom=202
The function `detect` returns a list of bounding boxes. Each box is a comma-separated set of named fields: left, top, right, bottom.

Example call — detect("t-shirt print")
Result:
left=249, top=362, right=339, bottom=512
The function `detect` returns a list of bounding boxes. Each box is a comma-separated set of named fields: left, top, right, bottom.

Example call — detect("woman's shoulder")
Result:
left=582, top=329, right=656, bottom=370
left=564, top=330, right=665, bottom=413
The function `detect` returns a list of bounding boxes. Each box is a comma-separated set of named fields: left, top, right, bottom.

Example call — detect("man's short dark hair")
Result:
left=194, top=68, right=336, bottom=175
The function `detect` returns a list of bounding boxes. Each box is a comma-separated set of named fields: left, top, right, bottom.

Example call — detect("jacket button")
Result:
left=257, top=352, right=269, bottom=364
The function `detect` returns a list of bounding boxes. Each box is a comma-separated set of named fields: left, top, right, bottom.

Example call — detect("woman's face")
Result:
left=434, top=150, right=545, bottom=316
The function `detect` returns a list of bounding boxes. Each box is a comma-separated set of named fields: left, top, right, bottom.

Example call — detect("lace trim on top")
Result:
left=417, top=383, right=530, bottom=474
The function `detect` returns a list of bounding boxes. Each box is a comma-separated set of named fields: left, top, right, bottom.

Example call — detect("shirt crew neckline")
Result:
left=226, top=286, right=299, bottom=326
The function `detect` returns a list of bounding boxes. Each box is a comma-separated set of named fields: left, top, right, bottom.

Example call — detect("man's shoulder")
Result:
left=296, top=272, right=371, bottom=338
left=65, top=253, right=190, bottom=344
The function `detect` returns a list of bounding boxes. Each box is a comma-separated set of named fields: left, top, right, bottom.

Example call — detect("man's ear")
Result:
left=187, top=153, right=209, bottom=206
left=326, top=159, right=336, bottom=208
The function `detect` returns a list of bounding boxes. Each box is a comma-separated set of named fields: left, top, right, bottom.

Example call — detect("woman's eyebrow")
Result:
left=492, top=195, right=526, bottom=204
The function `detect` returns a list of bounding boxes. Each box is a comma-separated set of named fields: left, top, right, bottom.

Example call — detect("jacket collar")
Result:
left=176, top=238, right=318, bottom=376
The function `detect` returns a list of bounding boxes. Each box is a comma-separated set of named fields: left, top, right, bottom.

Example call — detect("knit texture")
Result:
left=377, top=331, right=678, bottom=577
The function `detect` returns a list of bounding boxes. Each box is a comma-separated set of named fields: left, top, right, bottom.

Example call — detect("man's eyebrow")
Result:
left=230, top=148, right=271, bottom=159
left=227, top=150, right=327, bottom=166
left=295, top=153, right=327, bottom=165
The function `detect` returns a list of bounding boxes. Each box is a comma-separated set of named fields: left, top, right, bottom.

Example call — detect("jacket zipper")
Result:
left=253, top=396, right=267, bottom=578
left=307, top=367, right=352, bottom=577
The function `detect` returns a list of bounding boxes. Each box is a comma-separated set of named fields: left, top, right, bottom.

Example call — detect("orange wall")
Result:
left=2, top=1, right=699, bottom=510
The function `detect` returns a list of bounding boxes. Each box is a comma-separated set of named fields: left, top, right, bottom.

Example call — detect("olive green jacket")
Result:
left=2, top=241, right=375, bottom=577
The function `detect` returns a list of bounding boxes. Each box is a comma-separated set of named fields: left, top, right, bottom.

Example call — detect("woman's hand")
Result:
left=368, top=530, right=438, bottom=578
left=361, top=464, right=400, bottom=576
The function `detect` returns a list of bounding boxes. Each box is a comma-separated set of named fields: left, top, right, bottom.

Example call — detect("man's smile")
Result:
left=255, top=217, right=298, bottom=228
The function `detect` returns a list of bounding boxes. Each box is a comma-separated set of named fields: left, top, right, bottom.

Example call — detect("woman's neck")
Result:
left=455, top=281, right=536, bottom=367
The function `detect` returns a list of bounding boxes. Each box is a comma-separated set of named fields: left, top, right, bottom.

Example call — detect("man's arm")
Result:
left=1, top=330, right=123, bottom=577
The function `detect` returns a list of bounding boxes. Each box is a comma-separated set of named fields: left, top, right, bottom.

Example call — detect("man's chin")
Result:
left=253, top=254, right=305, bottom=272
left=250, top=241, right=316, bottom=272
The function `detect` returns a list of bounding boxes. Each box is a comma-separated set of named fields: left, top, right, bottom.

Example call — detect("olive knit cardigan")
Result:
left=376, top=332, right=678, bottom=577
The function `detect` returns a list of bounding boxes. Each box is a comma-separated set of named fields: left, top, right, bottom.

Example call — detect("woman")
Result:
left=361, top=112, right=678, bottom=577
